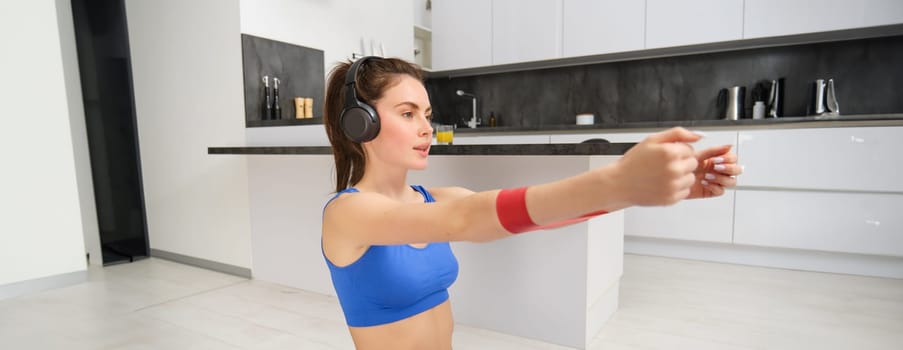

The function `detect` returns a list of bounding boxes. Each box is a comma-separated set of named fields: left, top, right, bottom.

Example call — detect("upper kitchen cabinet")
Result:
left=492, top=0, right=562, bottom=65
left=744, top=0, right=903, bottom=39
left=432, top=0, right=492, bottom=71
left=646, top=0, right=744, bottom=49
left=562, top=0, right=644, bottom=57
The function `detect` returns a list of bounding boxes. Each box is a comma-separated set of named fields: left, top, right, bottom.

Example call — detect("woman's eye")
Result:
left=402, top=111, right=413, bottom=118
left=425, top=114, right=433, bottom=121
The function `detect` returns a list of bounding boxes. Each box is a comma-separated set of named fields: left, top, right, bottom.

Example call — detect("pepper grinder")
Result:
left=262, top=75, right=272, bottom=120
left=273, top=77, right=282, bottom=120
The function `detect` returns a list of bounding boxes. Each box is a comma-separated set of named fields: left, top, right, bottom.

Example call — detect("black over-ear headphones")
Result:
left=340, top=56, right=382, bottom=143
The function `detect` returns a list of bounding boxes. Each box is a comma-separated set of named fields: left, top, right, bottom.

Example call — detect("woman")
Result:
left=321, top=56, right=742, bottom=350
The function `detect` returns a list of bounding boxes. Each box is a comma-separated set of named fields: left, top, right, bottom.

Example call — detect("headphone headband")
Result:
left=344, top=56, right=379, bottom=106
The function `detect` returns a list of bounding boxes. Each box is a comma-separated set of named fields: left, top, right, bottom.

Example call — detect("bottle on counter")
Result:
left=294, top=97, right=305, bottom=119
left=262, top=75, right=272, bottom=120
left=488, top=111, right=497, bottom=127
left=273, top=77, right=282, bottom=120
left=753, top=101, right=765, bottom=120
left=304, top=97, right=314, bottom=118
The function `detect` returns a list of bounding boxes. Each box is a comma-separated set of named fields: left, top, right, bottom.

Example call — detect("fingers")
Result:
left=645, top=127, right=704, bottom=144
left=669, top=173, right=696, bottom=204
left=701, top=171, right=737, bottom=188
left=661, top=149, right=699, bottom=204
left=710, top=152, right=737, bottom=165
left=700, top=151, right=742, bottom=177
left=662, top=142, right=697, bottom=160
left=696, top=144, right=733, bottom=160
left=677, top=155, right=700, bottom=174
left=711, top=163, right=743, bottom=176
left=705, top=183, right=725, bottom=197
left=679, top=172, right=698, bottom=191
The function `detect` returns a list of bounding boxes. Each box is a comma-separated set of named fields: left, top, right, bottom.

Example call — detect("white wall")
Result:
left=126, top=0, right=252, bottom=269
left=0, top=0, right=89, bottom=288
left=413, top=0, right=432, bottom=28
left=122, top=0, right=415, bottom=270
left=240, top=0, right=415, bottom=146
left=240, top=0, right=414, bottom=73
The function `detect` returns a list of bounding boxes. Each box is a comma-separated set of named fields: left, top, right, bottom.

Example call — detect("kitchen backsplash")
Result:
left=241, top=34, right=324, bottom=124
left=424, top=35, right=903, bottom=128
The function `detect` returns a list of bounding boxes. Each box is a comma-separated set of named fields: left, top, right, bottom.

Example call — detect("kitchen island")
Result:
left=209, top=143, right=634, bottom=349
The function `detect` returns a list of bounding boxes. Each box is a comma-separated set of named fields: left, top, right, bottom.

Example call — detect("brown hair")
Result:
left=324, top=57, right=424, bottom=192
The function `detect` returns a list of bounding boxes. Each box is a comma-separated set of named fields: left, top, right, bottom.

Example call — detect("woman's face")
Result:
left=365, top=75, right=434, bottom=171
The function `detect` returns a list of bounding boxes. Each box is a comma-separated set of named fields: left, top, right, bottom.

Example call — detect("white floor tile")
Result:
left=1, top=256, right=901, bottom=350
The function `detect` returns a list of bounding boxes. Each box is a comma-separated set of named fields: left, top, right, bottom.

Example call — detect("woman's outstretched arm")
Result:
left=323, top=127, right=703, bottom=246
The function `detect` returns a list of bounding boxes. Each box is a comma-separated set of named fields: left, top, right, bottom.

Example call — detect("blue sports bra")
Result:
left=322, top=185, right=459, bottom=327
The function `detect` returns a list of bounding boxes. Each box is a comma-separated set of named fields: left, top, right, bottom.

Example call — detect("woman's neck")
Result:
left=355, top=165, right=412, bottom=200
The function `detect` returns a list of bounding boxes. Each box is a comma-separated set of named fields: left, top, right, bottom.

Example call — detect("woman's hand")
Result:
left=687, top=144, right=743, bottom=199
left=612, top=127, right=702, bottom=206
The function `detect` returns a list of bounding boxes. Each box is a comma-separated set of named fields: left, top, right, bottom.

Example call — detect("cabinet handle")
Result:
left=864, top=219, right=881, bottom=227
left=850, top=135, right=865, bottom=144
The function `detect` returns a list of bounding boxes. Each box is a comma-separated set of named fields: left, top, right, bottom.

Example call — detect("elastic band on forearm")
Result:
left=497, top=188, right=610, bottom=233
left=538, top=209, right=609, bottom=230
left=496, top=187, right=537, bottom=234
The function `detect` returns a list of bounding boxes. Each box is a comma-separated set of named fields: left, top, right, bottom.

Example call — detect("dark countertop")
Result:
left=208, top=142, right=635, bottom=156
left=452, top=114, right=903, bottom=135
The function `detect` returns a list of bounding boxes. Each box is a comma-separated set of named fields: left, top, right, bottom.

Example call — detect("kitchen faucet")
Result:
left=456, top=90, right=480, bottom=128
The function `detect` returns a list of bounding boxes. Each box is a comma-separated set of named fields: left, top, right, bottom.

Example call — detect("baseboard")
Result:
left=150, top=249, right=252, bottom=278
left=0, top=270, right=87, bottom=301
left=625, top=236, right=903, bottom=279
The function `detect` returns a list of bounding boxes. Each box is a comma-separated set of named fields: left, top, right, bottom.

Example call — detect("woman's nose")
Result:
left=421, top=120, right=434, bottom=136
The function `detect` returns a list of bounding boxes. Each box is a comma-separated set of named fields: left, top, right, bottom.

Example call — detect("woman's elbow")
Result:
left=443, top=215, right=495, bottom=243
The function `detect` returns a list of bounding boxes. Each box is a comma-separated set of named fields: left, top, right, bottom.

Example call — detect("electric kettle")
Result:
left=717, top=86, right=745, bottom=120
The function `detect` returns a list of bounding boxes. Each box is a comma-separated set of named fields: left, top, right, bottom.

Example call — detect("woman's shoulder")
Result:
left=425, top=186, right=474, bottom=202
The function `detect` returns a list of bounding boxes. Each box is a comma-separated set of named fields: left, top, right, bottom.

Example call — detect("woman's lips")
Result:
left=413, top=144, right=430, bottom=156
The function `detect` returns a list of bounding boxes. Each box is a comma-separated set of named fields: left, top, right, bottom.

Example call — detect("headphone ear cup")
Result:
left=340, top=102, right=380, bottom=143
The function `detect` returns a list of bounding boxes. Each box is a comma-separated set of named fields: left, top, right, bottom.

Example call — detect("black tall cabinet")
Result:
left=71, top=0, right=149, bottom=264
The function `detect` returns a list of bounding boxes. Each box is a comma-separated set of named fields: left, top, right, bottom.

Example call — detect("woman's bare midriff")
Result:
left=348, top=299, right=454, bottom=350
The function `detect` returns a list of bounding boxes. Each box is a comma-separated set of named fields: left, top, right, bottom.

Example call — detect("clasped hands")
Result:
left=688, top=139, right=742, bottom=199
left=615, top=127, right=744, bottom=206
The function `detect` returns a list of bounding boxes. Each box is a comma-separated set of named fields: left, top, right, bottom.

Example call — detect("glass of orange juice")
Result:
left=436, top=124, right=454, bottom=145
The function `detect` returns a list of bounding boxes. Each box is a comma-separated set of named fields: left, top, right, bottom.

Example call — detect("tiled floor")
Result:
left=2, top=255, right=902, bottom=349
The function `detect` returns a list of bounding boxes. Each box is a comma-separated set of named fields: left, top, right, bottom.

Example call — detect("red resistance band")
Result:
left=496, top=187, right=608, bottom=234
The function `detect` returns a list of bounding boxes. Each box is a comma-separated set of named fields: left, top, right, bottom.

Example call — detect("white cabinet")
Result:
left=562, top=0, right=645, bottom=57
left=431, top=0, right=492, bottom=71
left=737, top=127, right=903, bottom=192
left=734, top=126, right=903, bottom=258
left=744, top=0, right=903, bottom=39
left=491, top=0, right=562, bottom=65
left=452, top=133, right=550, bottom=145
left=626, top=192, right=736, bottom=243
left=645, top=0, right=744, bottom=49
left=734, top=190, right=903, bottom=257
left=433, top=0, right=903, bottom=71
